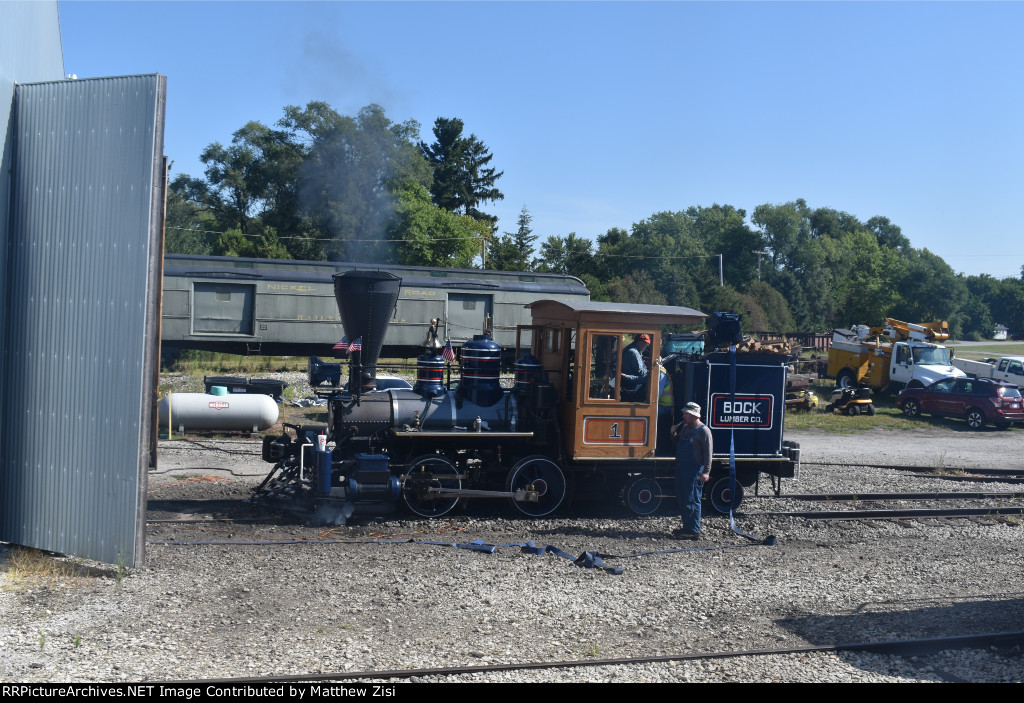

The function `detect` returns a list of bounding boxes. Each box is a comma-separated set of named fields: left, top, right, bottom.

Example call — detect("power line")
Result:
left=166, top=226, right=724, bottom=261
left=166, top=226, right=480, bottom=243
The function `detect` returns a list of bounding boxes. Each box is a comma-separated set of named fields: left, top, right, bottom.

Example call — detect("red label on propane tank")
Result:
left=208, top=401, right=230, bottom=410
left=709, top=394, right=773, bottom=429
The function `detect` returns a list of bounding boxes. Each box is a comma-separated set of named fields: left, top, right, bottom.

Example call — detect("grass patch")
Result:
left=785, top=402, right=920, bottom=432
left=164, top=350, right=309, bottom=375
left=946, top=342, right=1024, bottom=360
left=785, top=380, right=1020, bottom=433
left=1, top=546, right=100, bottom=590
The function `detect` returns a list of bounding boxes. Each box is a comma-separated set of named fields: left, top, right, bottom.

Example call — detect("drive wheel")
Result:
left=864, top=403, right=875, bottom=416
left=507, top=456, right=566, bottom=517
left=401, top=455, right=460, bottom=518
left=965, top=408, right=986, bottom=431
left=902, top=399, right=921, bottom=419
left=624, top=478, right=662, bottom=515
left=708, top=477, right=744, bottom=514
left=836, top=370, right=857, bottom=389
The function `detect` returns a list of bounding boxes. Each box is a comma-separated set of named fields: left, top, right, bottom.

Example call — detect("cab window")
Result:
left=588, top=334, right=619, bottom=400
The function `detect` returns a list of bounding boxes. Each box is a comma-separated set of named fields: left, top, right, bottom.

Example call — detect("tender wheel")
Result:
left=836, top=370, right=857, bottom=389
left=401, top=455, right=460, bottom=518
left=709, top=476, right=744, bottom=514
left=902, top=399, right=921, bottom=419
left=847, top=403, right=860, bottom=416
left=507, top=456, right=566, bottom=517
left=624, top=478, right=662, bottom=515
left=965, top=408, right=986, bottom=430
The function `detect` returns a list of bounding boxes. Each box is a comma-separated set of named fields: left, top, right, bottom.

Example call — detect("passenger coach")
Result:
left=161, top=254, right=590, bottom=358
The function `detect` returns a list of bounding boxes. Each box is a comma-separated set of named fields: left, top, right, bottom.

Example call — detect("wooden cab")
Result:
left=523, top=301, right=705, bottom=461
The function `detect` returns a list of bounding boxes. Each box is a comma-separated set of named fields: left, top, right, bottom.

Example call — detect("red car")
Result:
left=897, top=377, right=1024, bottom=429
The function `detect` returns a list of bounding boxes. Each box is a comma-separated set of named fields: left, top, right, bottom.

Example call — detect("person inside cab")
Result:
left=621, top=333, right=651, bottom=402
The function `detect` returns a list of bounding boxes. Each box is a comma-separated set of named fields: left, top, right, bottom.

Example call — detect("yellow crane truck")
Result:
left=827, top=318, right=964, bottom=392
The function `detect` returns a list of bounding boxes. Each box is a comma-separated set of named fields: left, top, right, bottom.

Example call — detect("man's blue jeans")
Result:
left=675, top=457, right=704, bottom=534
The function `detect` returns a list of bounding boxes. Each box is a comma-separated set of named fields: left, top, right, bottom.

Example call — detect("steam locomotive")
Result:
left=253, top=271, right=800, bottom=520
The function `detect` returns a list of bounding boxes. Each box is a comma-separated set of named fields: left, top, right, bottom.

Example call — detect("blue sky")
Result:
left=58, top=1, right=1024, bottom=279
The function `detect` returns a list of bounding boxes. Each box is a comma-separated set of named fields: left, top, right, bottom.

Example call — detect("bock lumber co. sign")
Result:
left=709, top=394, right=774, bottom=430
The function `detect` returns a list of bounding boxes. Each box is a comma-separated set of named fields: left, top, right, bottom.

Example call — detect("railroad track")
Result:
left=167, top=631, right=1024, bottom=684
left=759, top=488, right=1024, bottom=521
left=755, top=506, right=1024, bottom=521
left=146, top=490, right=1024, bottom=525
left=800, top=460, right=1024, bottom=483
left=779, top=490, right=1024, bottom=501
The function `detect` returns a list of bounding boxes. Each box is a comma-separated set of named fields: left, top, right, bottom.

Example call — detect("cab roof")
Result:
left=527, top=299, right=706, bottom=328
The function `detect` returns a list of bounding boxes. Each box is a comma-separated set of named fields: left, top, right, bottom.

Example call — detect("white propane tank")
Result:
left=158, top=393, right=279, bottom=433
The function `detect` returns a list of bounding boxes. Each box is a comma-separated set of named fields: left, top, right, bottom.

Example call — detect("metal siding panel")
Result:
left=1, top=75, right=164, bottom=566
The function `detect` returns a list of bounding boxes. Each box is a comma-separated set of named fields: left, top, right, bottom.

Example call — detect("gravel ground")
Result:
left=2, top=427, right=1023, bottom=683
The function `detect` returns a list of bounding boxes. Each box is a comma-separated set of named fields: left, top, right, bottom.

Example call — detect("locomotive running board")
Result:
left=392, top=431, right=535, bottom=438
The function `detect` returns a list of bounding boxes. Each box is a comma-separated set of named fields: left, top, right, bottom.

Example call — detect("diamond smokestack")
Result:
left=332, top=271, right=402, bottom=393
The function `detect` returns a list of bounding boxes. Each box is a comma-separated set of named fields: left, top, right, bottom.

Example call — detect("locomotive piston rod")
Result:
left=420, top=487, right=540, bottom=503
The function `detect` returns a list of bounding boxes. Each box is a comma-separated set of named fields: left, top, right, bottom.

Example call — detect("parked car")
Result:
left=897, top=377, right=1024, bottom=430
left=342, top=374, right=413, bottom=392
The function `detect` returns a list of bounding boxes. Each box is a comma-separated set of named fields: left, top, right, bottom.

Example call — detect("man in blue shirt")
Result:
left=671, top=402, right=713, bottom=539
left=621, top=334, right=650, bottom=401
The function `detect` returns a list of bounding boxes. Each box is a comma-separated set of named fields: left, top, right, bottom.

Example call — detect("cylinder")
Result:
left=158, top=393, right=279, bottom=432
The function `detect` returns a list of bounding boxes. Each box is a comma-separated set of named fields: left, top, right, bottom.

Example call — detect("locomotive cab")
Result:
left=521, top=300, right=705, bottom=461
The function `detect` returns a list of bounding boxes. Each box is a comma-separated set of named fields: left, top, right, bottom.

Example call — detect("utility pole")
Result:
left=718, top=254, right=724, bottom=287
left=752, top=250, right=768, bottom=282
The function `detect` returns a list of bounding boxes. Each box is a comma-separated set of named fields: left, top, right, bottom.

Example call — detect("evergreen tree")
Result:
left=420, top=117, right=504, bottom=227
left=487, top=206, right=537, bottom=271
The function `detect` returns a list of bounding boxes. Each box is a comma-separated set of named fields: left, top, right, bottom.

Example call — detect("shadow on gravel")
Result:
left=147, top=498, right=300, bottom=524
left=779, top=597, right=1024, bottom=681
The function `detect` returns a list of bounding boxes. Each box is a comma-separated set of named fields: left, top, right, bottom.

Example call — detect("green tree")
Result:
left=165, top=173, right=217, bottom=255
left=605, top=271, right=668, bottom=305
left=739, top=281, right=796, bottom=332
left=890, top=248, right=967, bottom=334
left=686, top=204, right=763, bottom=289
left=390, top=184, right=482, bottom=268
left=289, top=103, right=433, bottom=263
left=534, top=232, right=595, bottom=277
left=420, top=117, right=504, bottom=227
left=487, top=206, right=537, bottom=271
left=594, top=215, right=706, bottom=310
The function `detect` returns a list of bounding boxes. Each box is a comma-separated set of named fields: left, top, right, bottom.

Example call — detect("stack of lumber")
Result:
left=707, top=337, right=800, bottom=354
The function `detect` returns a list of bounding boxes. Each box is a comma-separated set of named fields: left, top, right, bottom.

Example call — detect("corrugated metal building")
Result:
left=0, top=2, right=166, bottom=566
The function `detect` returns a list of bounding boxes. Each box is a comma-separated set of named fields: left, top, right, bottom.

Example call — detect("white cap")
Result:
left=682, top=402, right=701, bottom=417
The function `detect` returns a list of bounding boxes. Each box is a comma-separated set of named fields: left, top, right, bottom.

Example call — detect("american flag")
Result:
left=348, top=337, right=363, bottom=352
left=442, top=339, right=456, bottom=363
left=332, top=336, right=349, bottom=352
